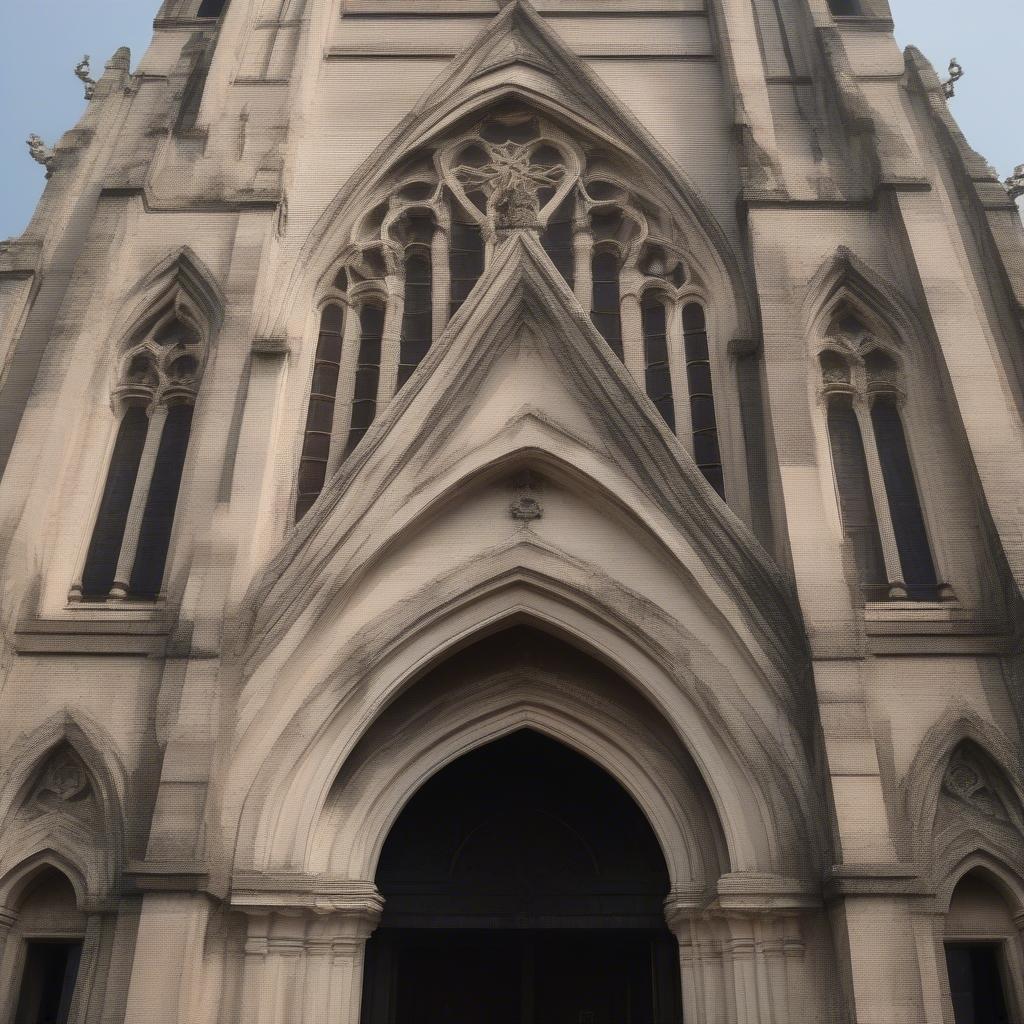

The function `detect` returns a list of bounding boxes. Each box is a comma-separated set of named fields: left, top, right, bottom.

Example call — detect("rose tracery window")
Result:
left=296, top=104, right=732, bottom=519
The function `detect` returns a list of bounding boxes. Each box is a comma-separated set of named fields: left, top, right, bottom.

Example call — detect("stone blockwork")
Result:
left=0, top=0, right=1022, bottom=1021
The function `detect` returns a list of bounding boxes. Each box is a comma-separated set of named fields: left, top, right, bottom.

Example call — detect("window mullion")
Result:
left=326, top=303, right=363, bottom=481
left=619, top=287, right=646, bottom=388
left=853, top=396, right=906, bottom=598
left=572, top=222, right=593, bottom=312
left=667, top=300, right=693, bottom=450
left=375, top=284, right=405, bottom=414
left=108, top=404, right=170, bottom=600
left=431, top=225, right=450, bottom=343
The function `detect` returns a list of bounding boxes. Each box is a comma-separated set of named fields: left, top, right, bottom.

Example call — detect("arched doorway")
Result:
left=360, top=729, right=683, bottom=1024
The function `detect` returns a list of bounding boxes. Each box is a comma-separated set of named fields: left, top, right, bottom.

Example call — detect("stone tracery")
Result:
left=296, top=103, right=726, bottom=519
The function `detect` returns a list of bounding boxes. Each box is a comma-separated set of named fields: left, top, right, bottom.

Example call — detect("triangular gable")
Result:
left=257, top=0, right=753, bottom=344
left=233, top=231, right=803, bottom=682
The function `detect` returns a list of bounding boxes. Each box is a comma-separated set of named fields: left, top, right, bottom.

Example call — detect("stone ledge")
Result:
left=14, top=615, right=172, bottom=655
left=823, top=863, right=933, bottom=900
left=124, top=860, right=212, bottom=894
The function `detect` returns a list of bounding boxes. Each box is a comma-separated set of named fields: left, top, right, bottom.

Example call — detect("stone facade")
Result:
left=0, top=0, right=1022, bottom=1021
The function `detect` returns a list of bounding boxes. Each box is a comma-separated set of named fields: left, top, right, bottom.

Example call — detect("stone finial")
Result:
left=941, top=58, right=963, bottom=99
left=75, top=54, right=96, bottom=100
left=1004, top=164, right=1024, bottom=201
left=26, top=134, right=55, bottom=177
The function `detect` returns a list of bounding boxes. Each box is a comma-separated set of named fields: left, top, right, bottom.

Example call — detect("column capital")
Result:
left=229, top=874, right=384, bottom=932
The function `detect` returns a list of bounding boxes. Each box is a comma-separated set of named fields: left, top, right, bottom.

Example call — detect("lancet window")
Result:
left=819, top=311, right=941, bottom=601
left=75, top=309, right=204, bottom=601
left=296, top=103, right=730, bottom=520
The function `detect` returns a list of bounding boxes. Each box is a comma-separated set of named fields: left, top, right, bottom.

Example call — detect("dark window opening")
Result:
left=295, top=304, right=344, bottom=522
left=945, top=944, right=1011, bottom=1024
left=827, top=0, right=862, bottom=13
left=398, top=253, right=432, bottom=391
left=870, top=397, right=938, bottom=600
left=345, top=304, right=384, bottom=456
left=540, top=194, right=575, bottom=289
left=826, top=397, right=887, bottom=598
left=196, top=0, right=228, bottom=17
left=14, top=941, right=83, bottom=1024
left=641, top=298, right=675, bottom=432
left=682, top=303, right=725, bottom=499
left=449, top=221, right=484, bottom=319
left=590, top=250, right=622, bottom=360
left=81, top=406, right=149, bottom=598
left=129, top=403, right=195, bottom=598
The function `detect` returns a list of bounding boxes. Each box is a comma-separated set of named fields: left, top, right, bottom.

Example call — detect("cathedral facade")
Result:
left=0, top=0, right=1023, bottom=1021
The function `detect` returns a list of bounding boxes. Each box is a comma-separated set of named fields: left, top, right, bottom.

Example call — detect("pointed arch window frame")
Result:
left=70, top=300, right=210, bottom=604
left=815, top=309, right=951, bottom=604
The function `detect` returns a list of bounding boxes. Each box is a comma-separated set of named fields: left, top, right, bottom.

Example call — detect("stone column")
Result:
left=431, top=225, right=450, bottom=343
left=233, top=880, right=383, bottom=1024
left=122, top=892, right=214, bottom=1024
left=619, top=290, right=646, bottom=388
left=571, top=221, right=593, bottom=312
left=376, top=277, right=405, bottom=413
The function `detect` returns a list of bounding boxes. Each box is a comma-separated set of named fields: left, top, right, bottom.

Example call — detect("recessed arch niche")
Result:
left=311, top=625, right=725, bottom=1024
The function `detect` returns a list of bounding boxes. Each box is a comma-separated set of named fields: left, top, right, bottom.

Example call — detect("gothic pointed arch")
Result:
left=233, top=234, right=803, bottom=689
left=228, top=535, right=824, bottom=888
left=0, top=712, right=127, bottom=902
left=256, top=0, right=756, bottom=349
left=903, top=706, right=1024, bottom=877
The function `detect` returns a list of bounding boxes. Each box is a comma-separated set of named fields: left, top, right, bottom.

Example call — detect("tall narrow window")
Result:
left=683, top=303, right=725, bottom=499
left=826, top=0, right=861, bottom=13
left=826, top=397, right=887, bottom=597
left=449, top=220, right=484, bottom=319
left=398, top=251, right=432, bottom=390
left=80, top=406, right=149, bottom=597
left=641, top=297, right=674, bottom=431
left=78, top=312, right=205, bottom=601
left=870, top=397, right=938, bottom=599
left=129, top=404, right=195, bottom=598
left=346, top=304, right=384, bottom=455
left=591, top=250, right=622, bottom=360
left=540, top=194, right=575, bottom=288
left=295, top=304, right=344, bottom=522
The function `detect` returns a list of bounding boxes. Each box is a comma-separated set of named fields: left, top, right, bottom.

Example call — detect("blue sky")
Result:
left=0, top=0, right=1019, bottom=238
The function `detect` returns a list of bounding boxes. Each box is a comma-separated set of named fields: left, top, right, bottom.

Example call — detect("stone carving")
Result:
left=941, top=58, right=963, bottom=99
left=26, top=134, right=55, bottom=177
left=75, top=54, right=96, bottom=100
left=24, top=746, right=94, bottom=819
left=451, top=137, right=565, bottom=230
left=509, top=471, right=544, bottom=521
left=942, top=750, right=1009, bottom=822
left=1004, top=164, right=1024, bottom=201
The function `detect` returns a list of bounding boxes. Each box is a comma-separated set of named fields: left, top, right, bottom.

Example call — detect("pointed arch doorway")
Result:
left=360, top=729, right=683, bottom=1024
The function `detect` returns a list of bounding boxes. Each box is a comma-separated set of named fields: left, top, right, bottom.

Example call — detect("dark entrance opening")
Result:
left=361, top=730, right=682, bottom=1024
left=14, top=940, right=82, bottom=1024
left=944, top=943, right=1011, bottom=1024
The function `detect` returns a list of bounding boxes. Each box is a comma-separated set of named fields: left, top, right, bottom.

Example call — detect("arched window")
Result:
left=590, top=250, right=622, bottom=360
left=540, top=193, right=575, bottom=288
left=78, top=315, right=204, bottom=601
left=295, top=303, right=344, bottom=522
left=826, top=394, right=888, bottom=597
left=345, top=303, right=384, bottom=456
left=818, top=317, right=940, bottom=601
left=641, top=296, right=674, bottom=431
left=682, top=303, right=724, bottom=499
left=449, top=218, right=484, bottom=319
left=398, top=250, right=433, bottom=390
